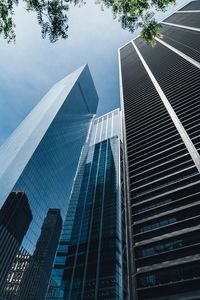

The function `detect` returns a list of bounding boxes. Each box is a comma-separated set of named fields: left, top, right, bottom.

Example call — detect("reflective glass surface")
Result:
left=47, top=110, right=127, bottom=300
left=0, top=65, right=98, bottom=299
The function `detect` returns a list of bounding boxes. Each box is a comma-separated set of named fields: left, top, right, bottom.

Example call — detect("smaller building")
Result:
left=46, top=109, right=128, bottom=300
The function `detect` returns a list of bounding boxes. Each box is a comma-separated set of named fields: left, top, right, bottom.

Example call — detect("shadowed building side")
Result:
left=119, top=2, right=200, bottom=299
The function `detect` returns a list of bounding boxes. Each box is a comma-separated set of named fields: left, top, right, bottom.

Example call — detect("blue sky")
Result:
left=0, top=0, right=188, bottom=145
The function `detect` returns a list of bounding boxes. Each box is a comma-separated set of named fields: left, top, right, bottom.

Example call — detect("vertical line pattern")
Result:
left=132, top=41, right=200, bottom=173
left=94, top=140, right=108, bottom=299
left=118, top=47, right=138, bottom=300
left=155, top=37, right=200, bottom=69
left=161, top=21, right=200, bottom=32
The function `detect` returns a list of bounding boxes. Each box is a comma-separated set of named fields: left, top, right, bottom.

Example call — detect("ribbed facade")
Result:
left=46, top=109, right=128, bottom=300
left=119, top=2, right=200, bottom=299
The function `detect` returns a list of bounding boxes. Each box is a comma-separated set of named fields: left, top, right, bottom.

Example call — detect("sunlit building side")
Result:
left=0, top=65, right=99, bottom=299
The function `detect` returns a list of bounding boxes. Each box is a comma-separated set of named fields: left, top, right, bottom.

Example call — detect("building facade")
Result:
left=119, top=2, right=200, bottom=299
left=0, top=65, right=99, bottom=299
left=46, top=109, right=128, bottom=300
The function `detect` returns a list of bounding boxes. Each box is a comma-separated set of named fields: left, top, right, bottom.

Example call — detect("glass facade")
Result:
left=90, top=109, right=121, bottom=145
left=47, top=109, right=128, bottom=300
left=16, top=209, right=62, bottom=300
left=0, top=65, right=99, bottom=299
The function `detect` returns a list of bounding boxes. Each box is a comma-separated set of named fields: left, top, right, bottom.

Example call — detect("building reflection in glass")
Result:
left=3, top=207, right=62, bottom=300
left=0, top=66, right=99, bottom=299
left=47, top=109, right=128, bottom=300
left=0, top=191, right=32, bottom=296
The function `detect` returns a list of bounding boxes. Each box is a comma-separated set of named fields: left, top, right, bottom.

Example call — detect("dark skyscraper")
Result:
left=46, top=109, right=128, bottom=300
left=0, top=191, right=32, bottom=296
left=19, top=209, right=62, bottom=300
left=119, top=2, right=200, bottom=299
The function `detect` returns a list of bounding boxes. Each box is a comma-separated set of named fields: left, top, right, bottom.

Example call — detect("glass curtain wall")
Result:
left=47, top=109, right=128, bottom=300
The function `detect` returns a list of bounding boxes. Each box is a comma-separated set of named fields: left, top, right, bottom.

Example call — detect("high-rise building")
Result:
left=46, top=109, right=128, bottom=300
left=0, top=65, right=99, bottom=299
left=119, top=2, right=200, bottom=299
left=0, top=191, right=32, bottom=296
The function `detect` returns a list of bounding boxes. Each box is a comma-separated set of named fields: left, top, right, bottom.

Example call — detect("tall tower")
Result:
left=46, top=109, right=128, bottom=300
left=119, top=2, right=200, bottom=299
left=0, top=65, right=99, bottom=299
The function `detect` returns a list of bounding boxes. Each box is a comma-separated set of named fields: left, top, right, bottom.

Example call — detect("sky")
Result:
left=0, top=0, right=189, bottom=145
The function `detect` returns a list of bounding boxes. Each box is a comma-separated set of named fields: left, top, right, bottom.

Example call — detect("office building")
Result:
left=46, top=109, right=128, bottom=300
left=0, top=65, right=99, bottom=298
left=119, top=1, right=200, bottom=299
left=0, top=191, right=32, bottom=296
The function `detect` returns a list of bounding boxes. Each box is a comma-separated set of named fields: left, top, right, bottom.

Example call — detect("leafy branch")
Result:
left=99, top=0, right=176, bottom=44
left=25, top=0, right=69, bottom=42
left=0, top=0, right=176, bottom=44
left=0, top=0, right=17, bottom=42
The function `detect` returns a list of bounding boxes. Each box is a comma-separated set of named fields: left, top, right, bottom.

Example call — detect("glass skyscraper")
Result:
left=47, top=109, right=128, bottom=300
left=0, top=65, right=99, bottom=299
left=119, top=2, right=200, bottom=299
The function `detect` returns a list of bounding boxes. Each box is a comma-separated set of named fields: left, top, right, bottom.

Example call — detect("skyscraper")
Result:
left=0, top=65, right=99, bottom=298
left=119, top=2, right=200, bottom=299
left=46, top=109, right=128, bottom=300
